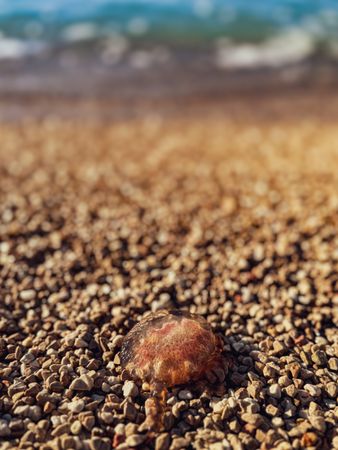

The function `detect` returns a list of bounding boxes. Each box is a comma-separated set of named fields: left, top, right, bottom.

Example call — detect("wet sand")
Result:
left=0, top=92, right=337, bottom=449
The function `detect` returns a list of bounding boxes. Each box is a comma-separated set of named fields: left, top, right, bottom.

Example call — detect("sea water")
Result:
left=0, top=0, right=338, bottom=67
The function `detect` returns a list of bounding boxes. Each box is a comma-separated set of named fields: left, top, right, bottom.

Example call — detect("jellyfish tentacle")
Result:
left=143, top=382, right=167, bottom=431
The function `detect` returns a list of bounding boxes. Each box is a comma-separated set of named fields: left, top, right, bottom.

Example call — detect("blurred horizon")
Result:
left=1, top=0, right=338, bottom=68
left=1, top=0, right=338, bottom=120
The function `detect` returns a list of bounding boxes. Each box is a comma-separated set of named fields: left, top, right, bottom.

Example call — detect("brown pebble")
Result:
left=125, top=434, right=147, bottom=447
left=51, top=423, right=70, bottom=437
left=311, top=351, right=327, bottom=366
left=328, top=357, right=338, bottom=371
left=155, top=433, right=171, bottom=450
left=89, top=437, right=111, bottom=450
left=70, top=420, right=82, bottom=435
left=300, top=432, right=319, bottom=447
left=70, top=374, right=94, bottom=391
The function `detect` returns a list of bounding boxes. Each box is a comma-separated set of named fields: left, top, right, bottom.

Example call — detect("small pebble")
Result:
left=125, top=434, right=147, bottom=447
left=178, top=390, right=193, bottom=400
left=68, top=399, right=85, bottom=413
left=328, top=357, right=338, bottom=371
left=268, top=384, right=281, bottom=399
left=19, top=289, right=36, bottom=301
left=155, top=433, right=171, bottom=450
left=123, top=380, right=139, bottom=398
left=70, top=374, right=94, bottom=391
left=304, top=384, right=321, bottom=397
left=311, top=351, right=327, bottom=366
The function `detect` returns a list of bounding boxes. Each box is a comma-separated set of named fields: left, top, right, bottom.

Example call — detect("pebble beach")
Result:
left=0, top=94, right=337, bottom=450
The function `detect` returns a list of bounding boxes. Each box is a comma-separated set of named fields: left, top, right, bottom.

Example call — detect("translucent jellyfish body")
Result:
left=120, top=310, right=222, bottom=430
left=120, top=309, right=222, bottom=386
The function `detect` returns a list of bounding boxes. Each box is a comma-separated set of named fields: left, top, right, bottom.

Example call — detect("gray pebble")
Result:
left=178, top=390, right=193, bottom=400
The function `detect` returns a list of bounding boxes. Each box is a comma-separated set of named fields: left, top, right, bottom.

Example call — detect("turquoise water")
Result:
left=0, top=0, right=338, bottom=65
left=1, top=0, right=338, bottom=42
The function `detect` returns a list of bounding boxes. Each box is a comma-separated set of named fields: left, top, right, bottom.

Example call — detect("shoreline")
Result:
left=1, top=47, right=338, bottom=123
left=1, top=69, right=338, bottom=122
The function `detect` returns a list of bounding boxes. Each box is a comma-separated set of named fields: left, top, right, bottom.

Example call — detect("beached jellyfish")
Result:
left=120, top=309, right=223, bottom=430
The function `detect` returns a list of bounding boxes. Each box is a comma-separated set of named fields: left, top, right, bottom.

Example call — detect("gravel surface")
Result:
left=0, top=113, right=337, bottom=450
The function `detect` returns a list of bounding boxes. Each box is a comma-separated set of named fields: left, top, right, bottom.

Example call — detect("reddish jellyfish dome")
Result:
left=120, top=309, right=222, bottom=387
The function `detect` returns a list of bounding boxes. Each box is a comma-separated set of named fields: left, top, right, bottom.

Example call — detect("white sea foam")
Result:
left=0, top=37, right=45, bottom=59
left=100, top=34, right=129, bottom=65
left=215, top=28, right=315, bottom=69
